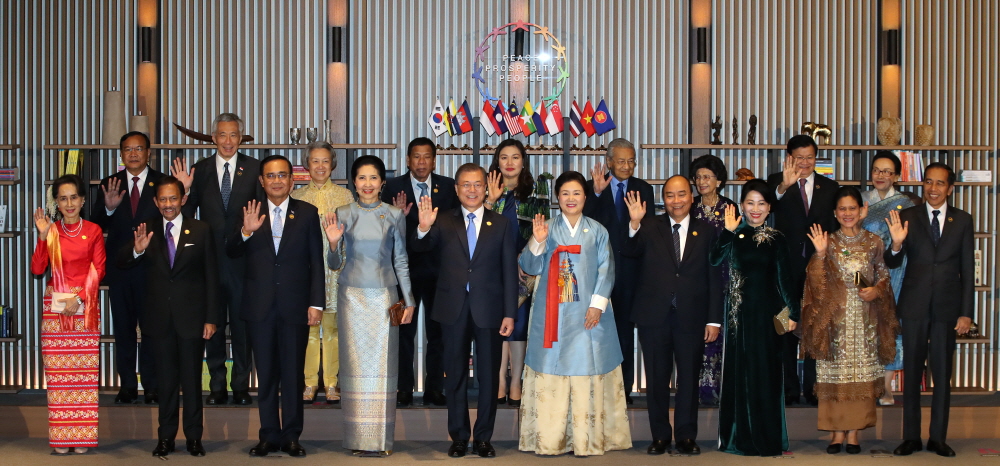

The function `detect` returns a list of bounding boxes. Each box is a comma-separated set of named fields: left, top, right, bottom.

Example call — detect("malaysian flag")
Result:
left=505, top=99, right=523, bottom=135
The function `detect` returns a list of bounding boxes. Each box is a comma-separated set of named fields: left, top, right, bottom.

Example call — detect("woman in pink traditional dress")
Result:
left=31, top=175, right=106, bottom=455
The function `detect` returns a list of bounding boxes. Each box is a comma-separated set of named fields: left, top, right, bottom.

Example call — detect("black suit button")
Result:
left=468, top=269, right=473, bottom=273
left=676, top=273, right=680, bottom=278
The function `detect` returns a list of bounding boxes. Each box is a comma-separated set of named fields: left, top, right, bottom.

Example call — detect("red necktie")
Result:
left=130, top=176, right=140, bottom=217
left=543, top=244, right=581, bottom=348
left=798, top=178, right=809, bottom=214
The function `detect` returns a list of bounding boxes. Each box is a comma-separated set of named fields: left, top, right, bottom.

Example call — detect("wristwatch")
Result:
left=75, top=296, right=84, bottom=306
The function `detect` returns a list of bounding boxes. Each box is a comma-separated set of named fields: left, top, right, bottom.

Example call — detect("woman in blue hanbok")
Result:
left=517, top=171, right=631, bottom=456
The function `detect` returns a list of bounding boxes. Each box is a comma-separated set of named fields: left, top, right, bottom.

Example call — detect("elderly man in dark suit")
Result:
left=766, top=134, right=839, bottom=405
left=885, top=162, right=974, bottom=458
left=583, top=137, right=654, bottom=403
left=173, top=113, right=263, bottom=406
left=382, top=137, right=459, bottom=407
left=410, top=163, right=517, bottom=458
left=117, top=176, right=219, bottom=457
left=92, top=131, right=165, bottom=404
left=227, top=155, right=325, bottom=457
left=622, top=175, right=722, bottom=455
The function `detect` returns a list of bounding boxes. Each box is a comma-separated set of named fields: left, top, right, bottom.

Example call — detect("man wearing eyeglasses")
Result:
left=92, top=131, right=166, bottom=405
left=767, top=134, right=840, bottom=406
left=584, top=137, right=655, bottom=404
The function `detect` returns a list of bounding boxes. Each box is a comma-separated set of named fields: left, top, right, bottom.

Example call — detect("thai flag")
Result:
left=569, top=100, right=584, bottom=137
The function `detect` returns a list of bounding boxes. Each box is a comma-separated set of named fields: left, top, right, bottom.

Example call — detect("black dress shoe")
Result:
left=507, top=398, right=521, bottom=408
left=186, top=439, right=206, bottom=456
left=497, top=396, right=506, bottom=405
left=785, top=395, right=800, bottom=406
left=281, top=441, right=307, bottom=457
left=675, top=439, right=701, bottom=455
left=474, top=441, right=496, bottom=457
left=625, top=394, right=634, bottom=405
left=152, top=439, right=175, bottom=457
left=804, top=395, right=819, bottom=406
left=647, top=439, right=669, bottom=455
left=845, top=444, right=861, bottom=454
left=397, top=391, right=413, bottom=407
left=447, top=440, right=468, bottom=457
left=826, top=443, right=842, bottom=454
left=249, top=440, right=279, bottom=457
left=115, top=388, right=139, bottom=404
left=205, top=391, right=228, bottom=405
left=893, top=439, right=923, bottom=456
left=144, top=391, right=159, bottom=405
left=927, top=440, right=956, bottom=457
left=233, top=390, right=253, bottom=405
left=424, top=390, right=447, bottom=406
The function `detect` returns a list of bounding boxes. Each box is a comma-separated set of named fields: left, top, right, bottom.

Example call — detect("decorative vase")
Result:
left=324, top=119, right=335, bottom=143
left=877, top=114, right=902, bottom=146
left=915, top=125, right=934, bottom=146
left=129, top=113, right=150, bottom=135
left=102, top=88, right=127, bottom=145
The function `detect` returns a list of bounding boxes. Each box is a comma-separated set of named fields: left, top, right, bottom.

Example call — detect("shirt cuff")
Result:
left=133, top=249, right=144, bottom=258
left=242, top=231, right=252, bottom=241
left=890, top=248, right=900, bottom=255
left=416, top=227, right=429, bottom=239
left=106, top=207, right=115, bottom=215
left=628, top=223, right=640, bottom=237
left=707, top=323, right=721, bottom=327
left=309, top=306, right=323, bottom=311
left=528, top=237, right=546, bottom=256
left=775, top=187, right=785, bottom=200
left=590, top=294, right=609, bottom=313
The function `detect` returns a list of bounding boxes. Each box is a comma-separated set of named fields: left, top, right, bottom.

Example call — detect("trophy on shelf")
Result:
left=289, top=128, right=302, bottom=145
left=306, top=127, right=319, bottom=143
left=801, top=121, right=832, bottom=145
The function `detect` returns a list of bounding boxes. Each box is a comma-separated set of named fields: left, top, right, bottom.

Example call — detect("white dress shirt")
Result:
left=926, top=202, right=948, bottom=236
left=133, top=212, right=183, bottom=257
left=216, top=153, right=239, bottom=189
left=411, top=173, right=433, bottom=201
left=106, top=165, right=149, bottom=215
left=775, top=172, right=815, bottom=208
left=528, top=214, right=609, bottom=312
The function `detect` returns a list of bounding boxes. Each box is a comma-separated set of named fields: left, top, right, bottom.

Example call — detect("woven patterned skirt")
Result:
left=41, top=292, right=100, bottom=448
left=338, top=286, right=398, bottom=452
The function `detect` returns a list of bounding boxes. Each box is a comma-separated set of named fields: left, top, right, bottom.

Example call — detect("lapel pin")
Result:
left=289, top=212, right=295, bottom=219
left=433, top=188, right=439, bottom=193
left=897, top=205, right=903, bottom=209
left=185, top=229, right=190, bottom=234
left=486, top=221, right=492, bottom=226
left=583, top=228, right=589, bottom=233
left=948, top=217, right=953, bottom=222
left=739, top=234, right=745, bottom=238
left=148, top=181, right=154, bottom=187
left=714, top=211, right=720, bottom=216
left=692, top=231, right=698, bottom=236
left=82, top=235, right=87, bottom=239
left=237, top=171, right=243, bottom=176
left=816, top=185, right=821, bottom=190
left=380, top=214, right=385, bottom=219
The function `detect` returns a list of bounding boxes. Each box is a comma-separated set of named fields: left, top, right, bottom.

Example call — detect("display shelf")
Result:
left=975, top=232, right=992, bottom=238
left=975, top=287, right=991, bottom=292
left=641, top=144, right=992, bottom=151
left=0, top=385, right=24, bottom=394
left=0, top=335, right=21, bottom=343
left=957, top=338, right=990, bottom=345
left=0, top=145, right=22, bottom=150
left=0, top=232, right=21, bottom=238
left=0, top=180, right=20, bottom=186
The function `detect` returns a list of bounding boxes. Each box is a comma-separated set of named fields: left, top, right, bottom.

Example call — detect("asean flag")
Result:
left=492, top=100, right=509, bottom=134
left=592, top=99, right=617, bottom=135
left=545, top=100, right=564, bottom=134
left=568, top=100, right=584, bottom=137
left=581, top=100, right=597, bottom=136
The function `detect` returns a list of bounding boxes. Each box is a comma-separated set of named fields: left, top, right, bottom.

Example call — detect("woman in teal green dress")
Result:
left=711, top=179, right=800, bottom=456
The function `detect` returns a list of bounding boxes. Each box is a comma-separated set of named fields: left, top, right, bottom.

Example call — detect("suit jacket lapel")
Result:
left=454, top=209, right=471, bottom=260
left=205, top=156, right=223, bottom=211
left=402, top=172, right=419, bottom=223
left=658, top=217, right=680, bottom=266
left=171, top=219, right=190, bottom=273
left=470, top=211, right=492, bottom=263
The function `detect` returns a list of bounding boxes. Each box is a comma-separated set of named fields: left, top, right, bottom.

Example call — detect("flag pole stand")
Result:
left=472, top=116, right=481, bottom=166
left=561, top=116, right=572, bottom=172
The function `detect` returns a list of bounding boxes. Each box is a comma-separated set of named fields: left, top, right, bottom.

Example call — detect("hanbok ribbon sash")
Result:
left=544, top=244, right=581, bottom=348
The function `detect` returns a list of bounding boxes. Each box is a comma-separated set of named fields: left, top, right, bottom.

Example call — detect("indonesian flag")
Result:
left=505, top=99, right=523, bottom=135
left=519, top=99, right=536, bottom=136
left=592, top=98, right=617, bottom=135
left=480, top=100, right=498, bottom=136
left=581, top=100, right=597, bottom=136
left=545, top=100, right=564, bottom=134
left=532, top=100, right=549, bottom=135
left=458, top=99, right=474, bottom=133
left=492, top=100, right=509, bottom=134
left=568, top=100, right=584, bottom=137
left=427, top=99, right=447, bottom=136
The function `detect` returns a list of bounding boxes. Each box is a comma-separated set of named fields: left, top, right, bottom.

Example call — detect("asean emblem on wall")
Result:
left=472, top=20, right=570, bottom=104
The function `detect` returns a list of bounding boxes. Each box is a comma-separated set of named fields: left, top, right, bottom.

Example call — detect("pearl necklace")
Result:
left=61, top=220, right=84, bottom=237
left=357, top=201, right=383, bottom=212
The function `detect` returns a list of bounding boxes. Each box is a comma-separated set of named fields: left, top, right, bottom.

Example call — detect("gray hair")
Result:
left=305, top=141, right=338, bottom=170
left=606, top=138, right=635, bottom=159
left=212, top=112, right=245, bottom=135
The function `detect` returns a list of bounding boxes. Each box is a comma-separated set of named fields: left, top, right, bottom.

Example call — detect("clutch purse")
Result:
left=50, top=292, right=84, bottom=315
left=854, top=271, right=871, bottom=289
left=517, top=275, right=538, bottom=308
left=773, top=307, right=791, bottom=335
left=388, top=300, right=406, bottom=326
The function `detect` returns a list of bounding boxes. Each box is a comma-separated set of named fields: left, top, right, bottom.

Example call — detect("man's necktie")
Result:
left=466, top=212, right=477, bottom=291
left=130, top=176, right=140, bottom=217
left=672, top=223, right=681, bottom=307
left=615, top=182, right=626, bottom=222
left=417, top=182, right=430, bottom=200
left=931, top=210, right=941, bottom=246
left=221, top=162, right=232, bottom=210
left=272, top=206, right=283, bottom=252
left=798, top=178, right=809, bottom=214
left=165, top=221, right=176, bottom=268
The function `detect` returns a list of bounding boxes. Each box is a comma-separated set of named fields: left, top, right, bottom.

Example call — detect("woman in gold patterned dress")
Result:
left=801, top=186, right=899, bottom=455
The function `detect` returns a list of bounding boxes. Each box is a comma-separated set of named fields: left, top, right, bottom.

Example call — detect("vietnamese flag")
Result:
left=581, top=100, right=597, bottom=136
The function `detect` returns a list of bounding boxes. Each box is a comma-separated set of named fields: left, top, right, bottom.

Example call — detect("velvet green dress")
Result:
left=710, top=222, right=801, bottom=456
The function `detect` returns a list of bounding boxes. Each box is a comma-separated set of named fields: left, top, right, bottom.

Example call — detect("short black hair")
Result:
left=689, top=154, right=729, bottom=193
left=786, top=134, right=818, bottom=154
left=554, top=171, right=591, bottom=197
left=51, top=174, right=87, bottom=200
left=455, top=163, right=487, bottom=182
left=155, top=176, right=186, bottom=197
left=260, top=155, right=293, bottom=174
left=871, top=150, right=902, bottom=175
left=351, top=155, right=386, bottom=181
left=407, top=137, right=436, bottom=159
left=834, top=186, right=864, bottom=208
left=924, top=162, right=956, bottom=186
left=119, top=131, right=151, bottom=150
left=740, top=178, right=776, bottom=205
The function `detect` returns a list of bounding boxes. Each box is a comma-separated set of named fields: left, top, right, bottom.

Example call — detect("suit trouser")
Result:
left=440, top=298, right=503, bottom=442
left=638, top=312, right=703, bottom=442
left=205, top=255, right=252, bottom=392
left=902, top=318, right=955, bottom=442
left=399, top=275, right=444, bottom=393
left=304, top=311, right=339, bottom=388
left=247, top=308, right=310, bottom=444
left=152, top=328, right=205, bottom=441
left=109, top=272, right=157, bottom=391
left=611, top=286, right=636, bottom=395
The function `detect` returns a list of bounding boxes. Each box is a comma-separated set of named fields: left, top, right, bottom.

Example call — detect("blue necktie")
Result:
left=615, top=182, right=626, bottom=222
left=221, top=162, right=232, bottom=210
left=466, top=212, right=477, bottom=291
left=272, top=206, right=283, bottom=252
left=672, top=223, right=681, bottom=307
left=417, top=182, right=429, bottom=200
left=165, top=221, right=176, bottom=268
left=931, top=210, right=941, bottom=246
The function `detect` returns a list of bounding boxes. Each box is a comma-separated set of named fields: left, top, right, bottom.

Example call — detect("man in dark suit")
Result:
left=410, top=164, right=517, bottom=458
left=583, top=137, right=654, bottom=403
left=117, top=176, right=219, bottom=457
left=622, top=175, right=722, bottom=455
left=92, top=131, right=164, bottom=404
left=227, top=155, right=324, bottom=457
left=382, top=137, right=459, bottom=407
left=173, top=113, right=263, bottom=406
left=885, top=163, right=974, bottom=458
left=766, top=134, right=839, bottom=405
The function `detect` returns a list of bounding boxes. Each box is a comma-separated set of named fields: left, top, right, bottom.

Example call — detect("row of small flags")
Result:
left=428, top=98, right=616, bottom=138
